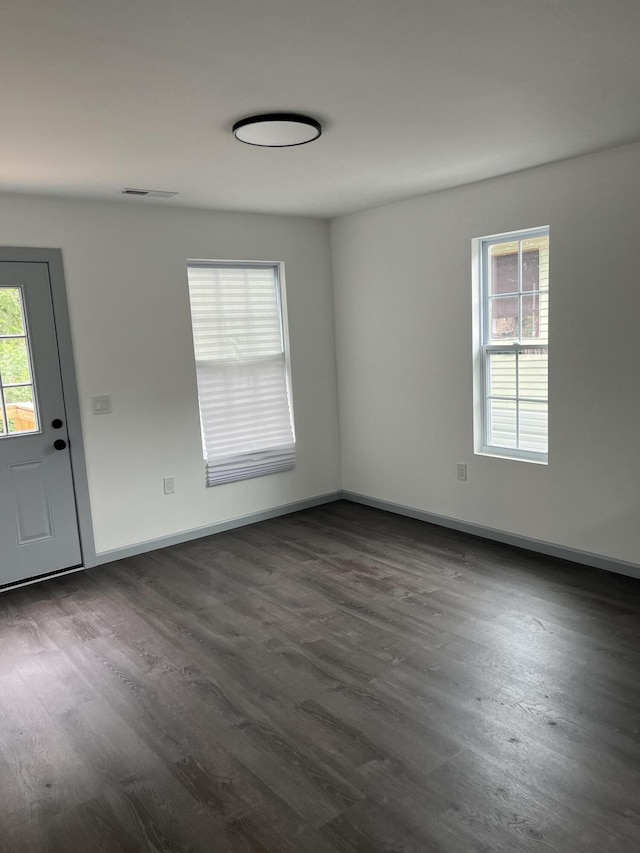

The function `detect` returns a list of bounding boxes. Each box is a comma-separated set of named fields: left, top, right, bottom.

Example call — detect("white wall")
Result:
left=331, top=144, right=640, bottom=566
left=3, top=144, right=639, bottom=569
left=0, top=194, right=341, bottom=555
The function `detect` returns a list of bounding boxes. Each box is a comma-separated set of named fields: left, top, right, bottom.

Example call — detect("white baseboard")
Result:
left=6, top=488, right=637, bottom=594
left=95, top=491, right=343, bottom=565
left=342, top=491, right=640, bottom=581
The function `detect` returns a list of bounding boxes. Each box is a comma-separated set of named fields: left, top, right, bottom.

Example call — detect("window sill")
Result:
left=477, top=447, right=548, bottom=465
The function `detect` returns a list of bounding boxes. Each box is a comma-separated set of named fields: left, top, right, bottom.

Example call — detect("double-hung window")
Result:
left=475, top=227, right=549, bottom=462
left=187, top=261, right=296, bottom=486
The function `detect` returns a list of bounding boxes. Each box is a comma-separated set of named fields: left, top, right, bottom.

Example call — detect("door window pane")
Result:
left=0, top=338, right=31, bottom=385
left=4, top=386, right=37, bottom=434
left=0, top=288, right=25, bottom=336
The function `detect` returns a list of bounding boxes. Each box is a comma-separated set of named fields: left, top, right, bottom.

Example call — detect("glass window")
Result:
left=0, top=287, right=39, bottom=436
left=186, top=262, right=295, bottom=486
left=476, top=229, right=549, bottom=462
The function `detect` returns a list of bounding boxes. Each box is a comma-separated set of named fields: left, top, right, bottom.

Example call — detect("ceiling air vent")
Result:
left=121, top=188, right=178, bottom=198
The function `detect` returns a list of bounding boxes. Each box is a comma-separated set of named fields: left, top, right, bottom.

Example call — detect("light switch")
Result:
left=92, top=395, right=112, bottom=415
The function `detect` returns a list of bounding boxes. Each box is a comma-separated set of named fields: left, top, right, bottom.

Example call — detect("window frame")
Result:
left=474, top=226, right=549, bottom=464
left=186, top=259, right=296, bottom=486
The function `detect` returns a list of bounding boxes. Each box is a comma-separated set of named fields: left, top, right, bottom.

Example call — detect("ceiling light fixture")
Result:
left=232, top=113, right=321, bottom=147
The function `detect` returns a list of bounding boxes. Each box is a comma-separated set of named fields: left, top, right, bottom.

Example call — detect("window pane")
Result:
left=521, top=250, right=540, bottom=291
left=522, top=294, right=541, bottom=340
left=519, top=401, right=548, bottom=453
left=0, top=406, right=5, bottom=434
left=189, top=266, right=283, bottom=362
left=523, top=235, right=549, bottom=290
left=538, top=290, right=549, bottom=341
left=4, top=386, right=38, bottom=433
left=0, top=287, right=25, bottom=336
left=490, top=296, right=518, bottom=340
left=488, top=351, right=516, bottom=398
left=489, top=400, right=517, bottom=448
left=518, top=350, right=548, bottom=399
left=489, top=244, right=518, bottom=294
left=0, top=338, right=31, bottom=385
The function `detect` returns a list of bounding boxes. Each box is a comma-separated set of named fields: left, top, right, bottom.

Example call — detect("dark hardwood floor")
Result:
left=1, top=500, right=640, bottom=852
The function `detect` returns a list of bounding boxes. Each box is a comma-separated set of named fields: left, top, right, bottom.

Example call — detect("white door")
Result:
left=0, top=261, right=81, bottom=586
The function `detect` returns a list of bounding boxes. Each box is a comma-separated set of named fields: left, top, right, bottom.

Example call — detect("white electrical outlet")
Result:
left=163, top=476, right=175, bottom=495
left=457, top=463, right=467, bottom=481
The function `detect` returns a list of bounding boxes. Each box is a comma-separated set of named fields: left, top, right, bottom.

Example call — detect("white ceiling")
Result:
left=2, top=0, right=640, bottom=218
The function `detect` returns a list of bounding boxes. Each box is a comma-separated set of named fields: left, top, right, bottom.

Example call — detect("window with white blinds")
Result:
left=186, top=262, right=296, bottom=486
left=476, top=227, right=549, bottom=462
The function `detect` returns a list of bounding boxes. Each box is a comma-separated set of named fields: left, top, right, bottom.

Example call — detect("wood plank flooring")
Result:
left=1, top=500, right=640, bottom=852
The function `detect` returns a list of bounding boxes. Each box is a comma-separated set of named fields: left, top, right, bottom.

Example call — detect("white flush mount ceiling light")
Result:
left=232, top=113, right=321, bottom=147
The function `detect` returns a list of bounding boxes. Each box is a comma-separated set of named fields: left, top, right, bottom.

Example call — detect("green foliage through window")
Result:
left=0, top=287, right=38, bottom=433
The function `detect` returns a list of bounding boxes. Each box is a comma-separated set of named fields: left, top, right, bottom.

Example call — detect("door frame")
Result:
left=0, top=246, right=96, bottom=580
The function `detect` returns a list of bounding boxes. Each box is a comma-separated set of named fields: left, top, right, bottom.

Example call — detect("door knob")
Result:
left=52, top=418, right=63, bottom=429
left=53, top=439, right=67, bottom=451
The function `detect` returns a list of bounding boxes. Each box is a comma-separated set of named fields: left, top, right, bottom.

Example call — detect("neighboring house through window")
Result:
left=186, top=261, right=296, bottom=486
left=474, top=227, right=549, bottom=462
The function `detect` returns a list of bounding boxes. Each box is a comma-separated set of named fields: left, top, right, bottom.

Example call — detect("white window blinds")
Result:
left=187, top=262, right=296, bottom=486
